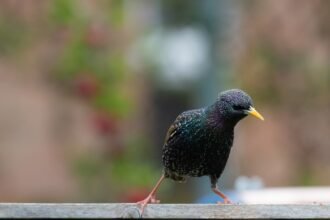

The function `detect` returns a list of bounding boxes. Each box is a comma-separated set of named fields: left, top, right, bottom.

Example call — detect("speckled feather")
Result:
left=162, top=89, right=253, bottom=186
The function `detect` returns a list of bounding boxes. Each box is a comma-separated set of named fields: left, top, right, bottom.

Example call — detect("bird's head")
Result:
left=215, top=89, right=264, bottom=123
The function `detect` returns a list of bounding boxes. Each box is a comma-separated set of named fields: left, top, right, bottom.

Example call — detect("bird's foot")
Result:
left=150, top=195, right=160, bottom=204
left=217, top=198, right=232, bottom=204
left=136, top=195, right=160, bottom=216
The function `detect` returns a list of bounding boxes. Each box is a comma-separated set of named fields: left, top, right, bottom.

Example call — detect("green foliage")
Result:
left=111, top=135, right=159, bottom=188
left=93, top=89, right=131, bottom=118
left=55, top=29, right=131, bottom=117
left=105, top=0, right=125, bottom=26
left=49, top=0, right=156, bottom=201
left=56, top=31, right=88, bottom=79
left=0, top=18, right=25, bottom=55
left=111, top=159, right=157, bottom=188
left=72, top=135, right=159, bottom=200
left=72, top=154, right=112, bottom=200
left=50, top=0, right=77, bottom=25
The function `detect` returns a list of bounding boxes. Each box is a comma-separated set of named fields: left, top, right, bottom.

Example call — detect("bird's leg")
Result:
left=212, top=186, right=232, bottom=204
left=210, top=175, right=232, bottom=204
left=136, top=174, right=165, bottom=216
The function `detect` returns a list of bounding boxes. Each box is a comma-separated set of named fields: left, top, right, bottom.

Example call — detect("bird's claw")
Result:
left=150, top=196, right=160, bottom=204
left=136, top=195, right=160, bottom=216
left=217, top=199, right=232, bottom=204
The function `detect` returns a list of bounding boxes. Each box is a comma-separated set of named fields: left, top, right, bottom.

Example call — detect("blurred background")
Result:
left=0, top=0, right=329, bottom=203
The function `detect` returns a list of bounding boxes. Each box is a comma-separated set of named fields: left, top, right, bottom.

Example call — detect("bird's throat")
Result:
left=206, top=105, right=241, bottom=131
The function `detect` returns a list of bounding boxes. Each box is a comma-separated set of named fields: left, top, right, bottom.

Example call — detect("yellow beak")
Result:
left=247, top=106, right=264, bottom=121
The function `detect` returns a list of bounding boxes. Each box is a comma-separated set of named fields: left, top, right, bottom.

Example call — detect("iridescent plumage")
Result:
left=162, top=89, right=252, bottom=186
left=137, top=89, right=264, bottom=216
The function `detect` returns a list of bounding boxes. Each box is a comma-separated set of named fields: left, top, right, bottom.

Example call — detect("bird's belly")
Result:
left=162, top=143, right=207, bottom=178
left=206, top=146, right=231, bottom=177
left=162, top=141, right=232, bottom=180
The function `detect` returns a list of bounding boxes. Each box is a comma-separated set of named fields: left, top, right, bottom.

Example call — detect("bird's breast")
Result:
left=162, top=123, right=234, bottom=178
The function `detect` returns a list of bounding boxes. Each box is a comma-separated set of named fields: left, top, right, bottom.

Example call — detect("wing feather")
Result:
left=164, top=108, right=204, bottom=144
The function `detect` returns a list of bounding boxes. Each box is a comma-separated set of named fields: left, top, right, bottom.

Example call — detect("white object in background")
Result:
left=131, top=27, right=210, bottom=89
left=159, top=27, right=210, bottom=87
left=240, top=187, right=330, bottom=204
left=235, top=176, right=264, bottom=191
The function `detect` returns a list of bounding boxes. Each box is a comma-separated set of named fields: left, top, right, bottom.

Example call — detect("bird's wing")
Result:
left=164, top=108, right=204, bottom=144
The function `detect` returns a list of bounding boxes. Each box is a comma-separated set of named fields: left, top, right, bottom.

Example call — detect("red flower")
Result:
left=74, top=74, right=99, bottom=99
left=92, top=112, right=118, bottom=136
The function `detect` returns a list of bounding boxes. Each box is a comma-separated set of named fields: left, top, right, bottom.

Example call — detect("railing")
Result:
left=0, top=203, right=329, bottom=218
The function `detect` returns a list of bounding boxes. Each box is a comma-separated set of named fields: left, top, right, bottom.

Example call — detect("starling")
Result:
left=137, top=89, right=264, bottom=215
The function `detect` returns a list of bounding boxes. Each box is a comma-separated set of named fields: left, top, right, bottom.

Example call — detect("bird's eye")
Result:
left=233, top=105, right=245, bottom=111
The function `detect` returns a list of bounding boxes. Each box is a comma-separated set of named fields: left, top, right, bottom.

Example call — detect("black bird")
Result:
left=137, top=89, right=264, bottom=214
